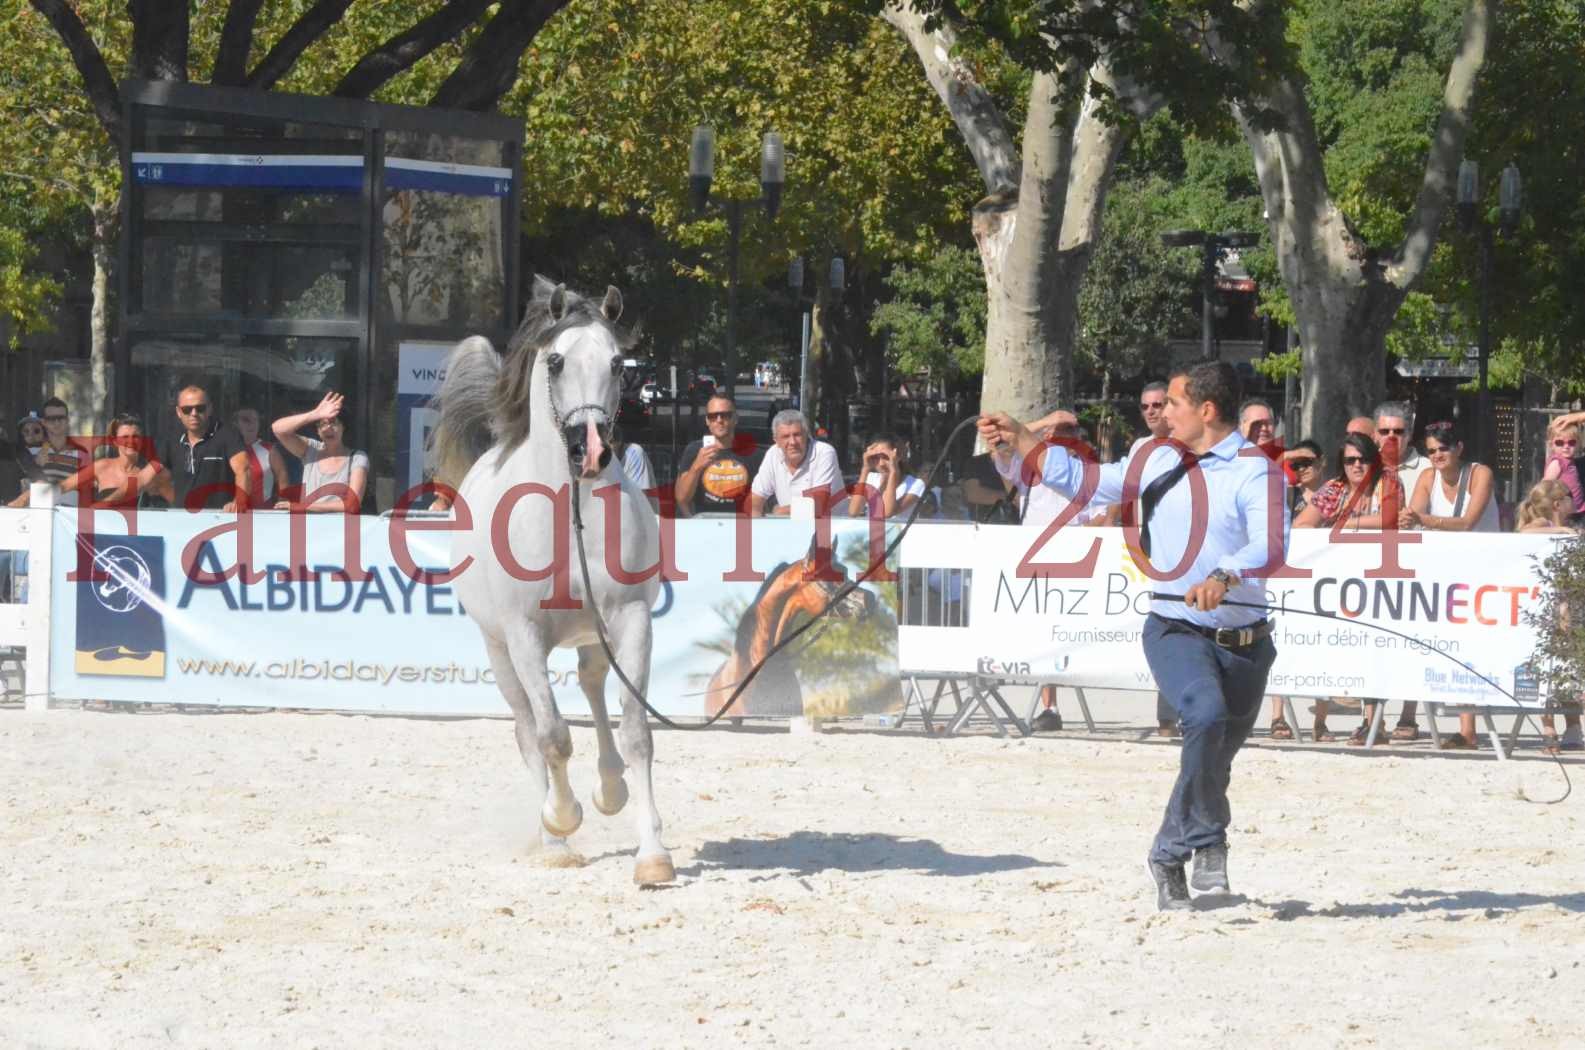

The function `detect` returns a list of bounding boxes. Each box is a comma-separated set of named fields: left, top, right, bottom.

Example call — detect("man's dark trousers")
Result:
left=1142, top=613, right=1277, bottom=865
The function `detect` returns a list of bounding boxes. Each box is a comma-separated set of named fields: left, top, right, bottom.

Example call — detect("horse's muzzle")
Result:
left=564, top=420, right=613, bottom=478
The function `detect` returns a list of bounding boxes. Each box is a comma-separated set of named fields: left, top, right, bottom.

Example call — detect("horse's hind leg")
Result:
left=577, top=645, right=629, bottom=816
left=484, top=636, right=580, bottom=862
left=502, top=621, right=582, bottom=839
left=608, top=600, right=673, bottom=884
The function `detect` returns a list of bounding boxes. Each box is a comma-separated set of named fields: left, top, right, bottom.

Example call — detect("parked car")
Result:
left=639, top=380, right=662, bottom=405
left=689, top=373, right=717, bottom=400
left=617, top=394, right=650, bottom=430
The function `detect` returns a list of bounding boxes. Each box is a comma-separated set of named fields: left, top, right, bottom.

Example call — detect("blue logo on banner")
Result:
left=74, top=534, right=168, bottom=678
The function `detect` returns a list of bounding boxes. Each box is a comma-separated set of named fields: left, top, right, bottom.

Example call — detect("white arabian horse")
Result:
left=432, top=277, right=672, bottom=885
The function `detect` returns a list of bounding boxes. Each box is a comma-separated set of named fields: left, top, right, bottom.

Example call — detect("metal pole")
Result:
left=799, top=310, right=811, bottom=411
left=1478, top=225, right=1492, bottom=467
left=1201, top=241, right=1217, bottom=361
left=725, top=200, right=742, bottom=399
left=669, top=364, right=679, bottom=476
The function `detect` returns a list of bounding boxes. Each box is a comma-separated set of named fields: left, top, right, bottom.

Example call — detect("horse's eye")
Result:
left=610, top=355, right=623, bottom=377
left=546, top=353, right=564, bottom=376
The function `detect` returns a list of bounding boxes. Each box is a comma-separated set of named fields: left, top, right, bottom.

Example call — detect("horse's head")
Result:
left=789, top=541, right=877, bottom=623
left=493, top=276, right=631, bottom=478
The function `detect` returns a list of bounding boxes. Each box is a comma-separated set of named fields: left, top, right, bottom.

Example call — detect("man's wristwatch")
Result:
left=1208, top=568, right=1238, bottom=589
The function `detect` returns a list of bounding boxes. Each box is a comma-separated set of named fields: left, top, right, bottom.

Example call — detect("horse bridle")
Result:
left=546, top=367, right=616, bottom=470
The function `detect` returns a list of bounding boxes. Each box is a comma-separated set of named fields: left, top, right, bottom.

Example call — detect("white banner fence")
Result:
left=1, top=501, right=1571, bottom=717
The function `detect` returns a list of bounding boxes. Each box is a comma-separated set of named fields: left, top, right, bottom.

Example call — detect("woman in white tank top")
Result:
left=1406, top=421, right=1500, bottom=751
left=1406, top=420, right=1499, bottom=534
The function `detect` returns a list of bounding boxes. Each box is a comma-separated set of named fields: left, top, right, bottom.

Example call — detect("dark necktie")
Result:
left=1139, top=453, right=1201, bottom=559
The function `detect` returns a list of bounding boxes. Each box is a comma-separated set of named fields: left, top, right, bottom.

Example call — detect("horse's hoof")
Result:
left=541, top=799, right=584, bottom=839
left=592, top=778, right=629, bottom=816
left=633, top=852, right=676, bottom=886
left=533, top=844, right=587, bottom=869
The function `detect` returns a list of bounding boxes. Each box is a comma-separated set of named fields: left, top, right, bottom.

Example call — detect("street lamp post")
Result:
left=1161, top=230, right=1259, bottom=361
left=787, top=254, right=845, bottom=419
left=690, top=126, right=785, bottom=396
left=1457, top=159, right=1522, bottom=469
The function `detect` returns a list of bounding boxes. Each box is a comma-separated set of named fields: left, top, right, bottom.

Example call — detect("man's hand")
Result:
left=1184, top=577, right=1229, bottom=611
left=976, top=412, right=1027, bottom=457
left=689, top=443, right=723, bottom=472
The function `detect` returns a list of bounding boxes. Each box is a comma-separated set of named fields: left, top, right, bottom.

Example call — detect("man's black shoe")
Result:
left=1191, top=843, right=1230, bottom=894
left=1146, top=858, right=1192, bottom=912
left=1032, top=709, right=1063, bottom=732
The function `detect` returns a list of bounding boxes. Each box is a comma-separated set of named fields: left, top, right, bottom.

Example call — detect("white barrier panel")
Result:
left=46, top=510, right=901, bottom=718
left=897, top=524, right=1564, bottom=705
left=0, top=484, right=55, bottom=710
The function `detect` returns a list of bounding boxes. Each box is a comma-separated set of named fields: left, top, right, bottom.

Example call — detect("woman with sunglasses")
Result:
left=1294, top=434, right=1408, bottom=744
left=1293, top=433, right=1405, bottom=531
left=1542, top=416, right=1585, bottom=518
left=1402, top=421, right=1499, bottom=535
left=57, top=413, right=164, bottom=508
left=1282, top=440, right=1326, bottom=516
left=272, top=392, right=369, bottom=513
left=1398, top=421, right=1498, bottom=750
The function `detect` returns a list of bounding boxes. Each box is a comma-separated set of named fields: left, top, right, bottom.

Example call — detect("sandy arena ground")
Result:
left=2, top=706, right=1582, bottom=1048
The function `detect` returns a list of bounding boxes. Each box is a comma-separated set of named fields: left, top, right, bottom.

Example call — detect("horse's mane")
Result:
left=491, top=281, right=636, bottom=459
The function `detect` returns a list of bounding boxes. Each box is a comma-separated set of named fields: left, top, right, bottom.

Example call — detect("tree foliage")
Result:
left=868, top=244, right=987, bottom=378
left=507, top=0, right=979, bottom=282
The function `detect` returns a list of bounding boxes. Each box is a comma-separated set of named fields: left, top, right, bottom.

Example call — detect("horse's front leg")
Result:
left=504, top=621, right=582, bottom=839
left=609, top=600, right=673, bottom=884
left=576, top=644, right=628, bottom=816
left=483, top=635, right=581, bottom=863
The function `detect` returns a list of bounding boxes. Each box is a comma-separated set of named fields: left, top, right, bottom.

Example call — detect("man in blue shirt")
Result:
left=978, top=361, right=1288, bottom=912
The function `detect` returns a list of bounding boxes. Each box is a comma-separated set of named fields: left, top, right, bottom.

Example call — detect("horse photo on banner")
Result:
left=693, top=523, right=902, bottom=720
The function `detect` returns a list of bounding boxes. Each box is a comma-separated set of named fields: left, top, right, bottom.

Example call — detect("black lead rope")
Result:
left=569, top=416, right=985, bottom=730
left=1148, top=592, right=1572, bottom=805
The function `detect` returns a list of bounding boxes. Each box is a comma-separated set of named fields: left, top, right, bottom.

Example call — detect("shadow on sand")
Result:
left=678, top=830, right=1059, bottom=880
left=1196, top=887, right=1585, bottom=919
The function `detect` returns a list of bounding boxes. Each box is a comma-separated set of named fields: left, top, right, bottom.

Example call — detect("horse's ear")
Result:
left=531, top=274, right=557, bottom=301
left=601, top=285, right=623, bottom=323
left=547, top=283, right=567, bottom=322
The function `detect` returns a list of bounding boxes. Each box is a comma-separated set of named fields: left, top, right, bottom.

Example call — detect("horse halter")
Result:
left=545, top=366, right=615, bottom=471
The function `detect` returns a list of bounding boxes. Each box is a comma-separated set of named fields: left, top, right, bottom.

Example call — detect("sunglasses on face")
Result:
left=705, top=411, right=734, bottom=421
left=1426, top=446, right=1452, bottom=456
left=1140, top=401, right=1165, bottom=411
left=1288, top=458, right=1317, bottom=470
left=1342, top=456, right=1370, bottom=466
left=43, top=414, right=67, bottom=423
left=1554, top=439, right=1578, bottom=449
left=178, top=404, right=210, bottom=416
left=1376, top=427, right=1406, bottom=437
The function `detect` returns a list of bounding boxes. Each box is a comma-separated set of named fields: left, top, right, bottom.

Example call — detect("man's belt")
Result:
left=1157, top=614, right=1273, bottom=650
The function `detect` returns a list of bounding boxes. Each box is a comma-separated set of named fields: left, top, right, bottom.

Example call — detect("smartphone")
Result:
left=701, top=435, right=718, bottom=449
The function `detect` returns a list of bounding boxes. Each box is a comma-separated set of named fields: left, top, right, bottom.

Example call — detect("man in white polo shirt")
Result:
left=749, top=409, right=846, bottom=517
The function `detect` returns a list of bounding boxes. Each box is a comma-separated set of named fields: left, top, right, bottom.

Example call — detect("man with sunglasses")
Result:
left=1372, top=401, right=1432, bottom=499
left=674, top=394, right=763, bottom=516
left=33, top=398, right=90, bottom=506
left=141, top=384, right=251, bottom=512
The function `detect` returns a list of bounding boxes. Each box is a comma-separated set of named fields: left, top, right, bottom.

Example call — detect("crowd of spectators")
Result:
left=2, top=386, right=369, bottom=514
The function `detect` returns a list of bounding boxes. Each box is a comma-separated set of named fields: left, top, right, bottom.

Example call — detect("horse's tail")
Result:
left=429, top=335, right=501, bottom=488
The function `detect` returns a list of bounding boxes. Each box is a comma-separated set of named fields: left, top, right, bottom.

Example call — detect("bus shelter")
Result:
left=118, top=79, right=522, bottom=508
